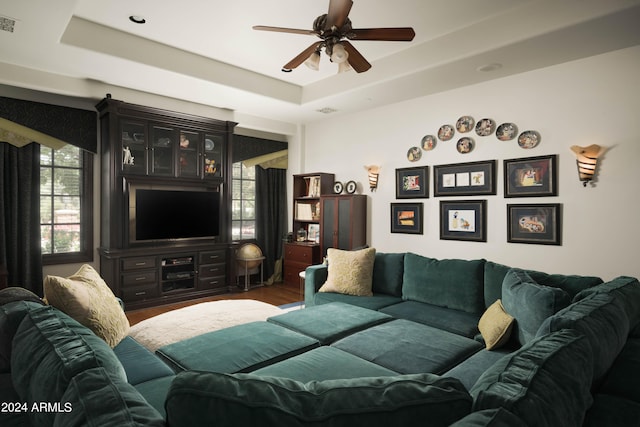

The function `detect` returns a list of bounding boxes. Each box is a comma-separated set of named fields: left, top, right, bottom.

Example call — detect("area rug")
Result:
left=128, top=299, right=284, bottom=352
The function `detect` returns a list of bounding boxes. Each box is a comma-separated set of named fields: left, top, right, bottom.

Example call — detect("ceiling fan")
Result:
left=253, top=0, right=415, bottom=74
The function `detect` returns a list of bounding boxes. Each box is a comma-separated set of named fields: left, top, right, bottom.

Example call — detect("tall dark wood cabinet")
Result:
left=283, top=173, right=334, bottom=286
left=320, top=195, right=367, bottom=256
left=96, top=96, right=237, bottom=309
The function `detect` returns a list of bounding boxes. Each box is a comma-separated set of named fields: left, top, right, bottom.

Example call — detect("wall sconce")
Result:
left=364, top=165, right=380, bottom=191
left=570, top=144, right=605, bottom=187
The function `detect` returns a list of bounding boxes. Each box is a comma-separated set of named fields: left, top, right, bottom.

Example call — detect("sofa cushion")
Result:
left=403, top=253, right=485, bottom=315
left=371, top=252, right=405, bottom=296
left=156, top=321, right=319, bottom=373
left=536, top=292, right=629, bottom=384
left=11, top=306, right=127, bottom=427
left=574, top=276, right=640, bottom=330
left=333, top=319, right=483, bottom=375
left=0, top=286, right=44, bottom=306
left=0, top=300, right=43, bottom=373
left=313, top=291, right=402, bottom=310
left=113, top=336, right=175, bottom=385
left=471, top=329, right=594, bottom=427
left=597, top=338, right=640, bottom=404
left=267, top=302, right=392, bottom=345
left=502, top=268, right=570, bottom=346
left=165, top=370, right=472, bottom=427
left=318, top=247, right=376, bottom=296
left=584, top=393, right=640, bottom=427
left=443, top=347, right=515, bottom=391
left=44, top=264, right=130, bottom=347
left=379, top=300, right=480, bottom=338
left=450, top=408, right=528, bottom=427
left=483, top=261, right=602, bottom=309
left=134, top=375, right=175, bottom=418
left=253, top=346, right=399, bottom=381
left=478, top=299, right=514, bottom=350
left=54, top=367, right=165, bottom=426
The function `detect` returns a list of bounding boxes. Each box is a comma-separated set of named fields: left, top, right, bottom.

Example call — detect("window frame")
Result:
left=41, top=148, right=94, bottom=265
left=231, top=162, right=256, bottom=241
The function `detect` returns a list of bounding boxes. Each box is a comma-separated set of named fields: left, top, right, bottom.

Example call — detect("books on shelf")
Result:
left=295, top=201, right=320, bottom=221
left=304, top=176, right=321, bottom=197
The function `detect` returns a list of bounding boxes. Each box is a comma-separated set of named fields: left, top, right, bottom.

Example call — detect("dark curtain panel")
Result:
left=255, top=166, right=287, bottom=282
left=0, top=142, right=43, bottom=294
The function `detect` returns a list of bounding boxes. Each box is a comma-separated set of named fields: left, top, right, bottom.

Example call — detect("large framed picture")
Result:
left=391, top=203, right=423, bottom=234
left=433, top=160, right=497, bottom=197
left=439, top=200, right=487, bottom=242
left=507, top=203, right=562, bottom=245
left=504, top=154, right=557, bottom=197
left=396, top=166, right=429, bottom=198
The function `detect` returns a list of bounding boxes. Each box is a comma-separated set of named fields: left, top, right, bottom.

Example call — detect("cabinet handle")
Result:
left=135, top=262, right=147, bottom=266
left=135, top=276, right=147, bottom=281
left=135, top=291, right=146, bottom=296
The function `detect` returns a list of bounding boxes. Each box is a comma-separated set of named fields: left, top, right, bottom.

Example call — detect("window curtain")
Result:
left=255, top=166, right=287, bottom=283
left=0, top=142, right=43, bottom=294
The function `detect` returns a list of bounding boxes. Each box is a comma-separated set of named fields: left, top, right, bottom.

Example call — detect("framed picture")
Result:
left=433, top=160, right=497, bottom=196
left=396, top=166, right=429, bottom=198
left=504, top=154, right=557, bottom=197
left=307, top=223, right=320, bottom=243
left=507, top=204, right=562, bottom=245
left=440, top=200, right=487, bottom=242
left=391, top=203, right=423, bottom=234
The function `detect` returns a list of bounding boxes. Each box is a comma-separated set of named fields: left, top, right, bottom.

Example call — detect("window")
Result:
left=231, top=162, right=256, bottom=240
left=40, top=145, right=93, bottom=264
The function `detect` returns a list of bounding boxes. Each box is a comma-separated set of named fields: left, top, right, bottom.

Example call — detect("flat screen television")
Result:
left=129, top=187, right=220, bottom=243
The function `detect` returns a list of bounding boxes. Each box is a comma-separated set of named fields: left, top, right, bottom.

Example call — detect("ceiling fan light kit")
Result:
left=254, top=0, right=415, bottom=74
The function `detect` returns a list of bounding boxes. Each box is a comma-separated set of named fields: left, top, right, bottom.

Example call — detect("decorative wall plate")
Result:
left=345, top=180, right=357, bottom=194
left=457, top=137, right=474, bottom=154
left=205, top=138, right=215, bottom=150
left=421, top=135, right=437, bottom=151
left=438, top=125, right=455, bottom=141
left=475, top=118, right=496, bottom=136
left=456, top=116, right=475, bottom=133
left=496, top=123, right=518, bottom=141
left=333, top=181, right=344, bottom=194
left=407, top=146, right=422, bottom=162
left=518, top=130, right=541, bottom=149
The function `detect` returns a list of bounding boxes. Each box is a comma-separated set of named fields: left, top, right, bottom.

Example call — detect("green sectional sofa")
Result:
left=1, top=251, right=639, bottom=426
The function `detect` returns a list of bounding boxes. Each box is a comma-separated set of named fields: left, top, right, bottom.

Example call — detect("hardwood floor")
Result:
left=125, top=280, right=302, bottom=326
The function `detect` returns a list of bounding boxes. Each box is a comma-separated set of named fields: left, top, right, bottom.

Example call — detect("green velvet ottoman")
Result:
left=156, top=321, right=319, bottom=373
left=267, top=302, right=393, bottom=344
left=252, top=346, right=399, bottom=382
left=332, top=319, right=484, bottom=375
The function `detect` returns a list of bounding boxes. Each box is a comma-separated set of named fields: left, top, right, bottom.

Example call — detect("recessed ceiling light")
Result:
left=129, top=15, right=146, bottom=24
left=316, top=107, right=338, bottom=114
left=476, top=63, right=502, bottom=72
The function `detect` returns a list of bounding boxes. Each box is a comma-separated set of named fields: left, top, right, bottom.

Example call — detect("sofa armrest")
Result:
left=304, top=264, right=327, bottom=307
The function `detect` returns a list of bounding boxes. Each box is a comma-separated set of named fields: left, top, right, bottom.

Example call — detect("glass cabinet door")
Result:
left=150, top=125, right=175, bottom=176
left=120, top=121, right=147, bottom=174
left=178, top=130, right=201, bottom=178
left=203, top=133, right=224, bottom=179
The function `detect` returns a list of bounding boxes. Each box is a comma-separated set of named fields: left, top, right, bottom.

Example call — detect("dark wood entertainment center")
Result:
left=96, top=96, right=238, bottom=310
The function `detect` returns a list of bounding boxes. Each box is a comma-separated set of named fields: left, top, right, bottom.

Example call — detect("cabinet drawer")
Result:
left=199, top=263, right=226, bottom=279
left=199, top=250, right=226, bottom=265
left=121, top=283, right=159, bottom=302
left=198, top=276, right=226, bottom=290
left=122, top=270, right=158, bottom=287
left=285, top=244, right=319, bottom=264
left=122, top=257, right=157, bottom=271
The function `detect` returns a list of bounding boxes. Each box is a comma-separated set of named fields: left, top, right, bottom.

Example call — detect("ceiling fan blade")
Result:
left=253, top=25, right=317, bottom=36
left=282, top=42, right=323, bottom=71
left=325, top=0, right=353, bottom=31
left=342, top=41, right=371, bottom=73
left=348, top=27, right=416, bottom=41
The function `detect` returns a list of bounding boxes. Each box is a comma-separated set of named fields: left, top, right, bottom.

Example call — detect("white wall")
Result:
left=301, top=46, right=640, bottom=282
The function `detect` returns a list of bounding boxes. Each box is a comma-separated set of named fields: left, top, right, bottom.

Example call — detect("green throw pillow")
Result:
left=502, top=268, right=570, bottom=346
left=166, top=371, right=472, bottom=427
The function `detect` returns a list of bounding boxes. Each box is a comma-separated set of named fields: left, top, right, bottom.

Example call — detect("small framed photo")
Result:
left=507, top=204, right=562, bottom=245
left=307, top=223, right=320, bottom=243
left=440, top=200, right=487, bottom=242
left=396, top=166, right=429, bottom=199
left=433, top=160, right=497, bottom=197
left=504, top=155, right=557, bottom=197
left=391, top=203, right=423, bottom=234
